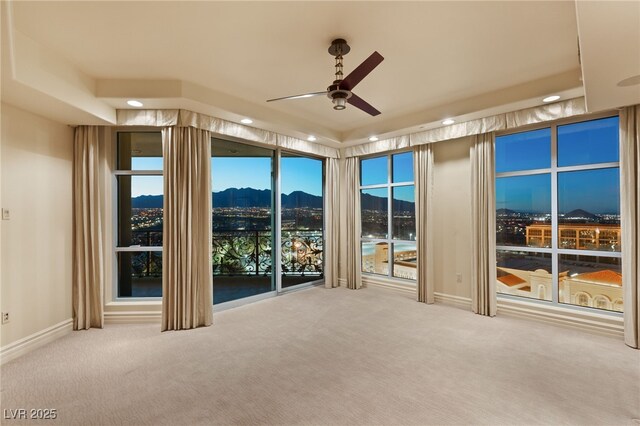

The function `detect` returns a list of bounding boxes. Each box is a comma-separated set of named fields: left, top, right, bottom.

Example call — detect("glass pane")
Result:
left=118, top=176, right=163, bottom=247
left=496, top=174, right=551, bottom=247
left=281, top=154, right=324, bottom=288
left=361, top=188, right=388, bottom=239
left=118, top=251, right=162, bottom=297
left=392, top=186, right=415, bottom=240
left=558, top=168, right=620, bottom=252
left=495, top=128, right=551, bottom=173
left=117, top=132, right=163, bottom=170
left=362, top=242, right=389, bottom=276
left=211, top=138, right=274, bottom=304
left=559, top=255, right=622, bottom=312
left=393, top=242, right=417, bottom=280
left=361, top=156, right=388, bottom=186
left=392, top=152, right=413, bottom=183
left=496, top=250, right=552, bottom=301
left=558, top=116, right=619, bottom=167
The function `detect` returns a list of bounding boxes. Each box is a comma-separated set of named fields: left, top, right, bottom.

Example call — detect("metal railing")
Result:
left=128, top=229, right=323, bottom=278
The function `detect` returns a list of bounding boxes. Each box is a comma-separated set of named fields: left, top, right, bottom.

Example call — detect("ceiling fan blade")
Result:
left=339, top=51, right=384, bottom=91
left=266, top=91, right=327, bottom=102
left=347, top=92, right=381, bottom=116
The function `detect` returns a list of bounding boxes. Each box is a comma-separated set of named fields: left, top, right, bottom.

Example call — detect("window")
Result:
left=360, top=152, right=416, bottom=280
left=210, top=138, right=325, bottom=304
left=114, top=134, right=326, bottom=303
left=280, top=152, right=324, bottom=288
left=495, top=115, right=622, bottom=313
left=115, top=132, right=163, bottom=298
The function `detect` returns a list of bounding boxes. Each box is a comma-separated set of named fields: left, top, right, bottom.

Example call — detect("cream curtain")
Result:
left=470, top=133, right=497, bottom=316
left=621, top=106, right=640, bottom=349
left=324, top=158, right=340, bottom=288
left=162, top=126, right=213, bottom=331
left=414, top=144, right=434, bottom=303
left=72, top=126, right=105, bottom=330
left=345, top=157, right=362, bottom=290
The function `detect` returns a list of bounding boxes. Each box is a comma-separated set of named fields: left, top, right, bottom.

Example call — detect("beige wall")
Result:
left=1, top=103, right=73, bottom=346
left=338, top=136, right=473, bottom=299
left=431, top=136, right=473, bottom=299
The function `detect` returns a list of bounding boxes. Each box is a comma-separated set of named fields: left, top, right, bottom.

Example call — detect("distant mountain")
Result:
left=282, top=191, right=323, bottom=209
left=132, top=188, right=323, bottom=209
left=496, top=208, right=518, bottom=215
left=563, top=209, right=598, bottom=220
left=131, top=194, right=163, bottom=208
left=213, top=187, right=271, bottom=208
left=361, top=192, right=415, bottom=211
left=131, top=187, right=415, bottom=210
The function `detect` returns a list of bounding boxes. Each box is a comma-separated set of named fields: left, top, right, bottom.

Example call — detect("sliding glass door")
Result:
left=211, top=139, right=275, bottom=304
left=280, top=153, right=324, bottom=288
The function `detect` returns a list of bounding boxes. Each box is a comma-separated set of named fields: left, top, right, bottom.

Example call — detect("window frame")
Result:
left=495, top=112, right=622, bottom=316
left=112, top=129, right=164, bottom=301
left=359, top=149, right=416, bottom=281
left=111, top=131, right=327, bottom=303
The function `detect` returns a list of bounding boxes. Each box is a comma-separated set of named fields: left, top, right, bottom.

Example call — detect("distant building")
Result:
left=525, top=223, right=621, bottom=251
left=362, top=243, right=417, bottom=279
left=497, top=266, right=623, bottom=312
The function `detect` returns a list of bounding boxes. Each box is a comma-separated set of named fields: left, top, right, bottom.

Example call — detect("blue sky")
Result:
left=361, top=152, right=413, bottom=185
left=129, top=156, right=323, bottom=197
left=496, top=116, right=620, bottom=214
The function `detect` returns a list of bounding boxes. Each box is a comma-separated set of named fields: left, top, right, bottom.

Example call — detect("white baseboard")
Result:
left=0, top=318, right=73, bottom=365
left=362, top=275, right=416, bottom=296
left=434, top=292, right=472, bottom=309
left=104, top=311, right=162, bottom=324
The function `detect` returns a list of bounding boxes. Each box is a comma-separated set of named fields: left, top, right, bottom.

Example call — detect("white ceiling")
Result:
left=1, top=1, right=638, bottom=147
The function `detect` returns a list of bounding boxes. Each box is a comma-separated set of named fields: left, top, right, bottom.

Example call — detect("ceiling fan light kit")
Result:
left=267, top=38, right=384, bottom=116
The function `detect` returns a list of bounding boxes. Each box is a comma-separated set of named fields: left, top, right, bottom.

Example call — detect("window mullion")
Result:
left=551, top=123, right=559, bottom=304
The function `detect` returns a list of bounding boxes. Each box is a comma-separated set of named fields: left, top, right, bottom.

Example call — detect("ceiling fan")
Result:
left=267, top=38, right=384, bottom=116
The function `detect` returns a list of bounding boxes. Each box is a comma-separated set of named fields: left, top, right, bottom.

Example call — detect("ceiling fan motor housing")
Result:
left=328, top=39, right=351, bottom=57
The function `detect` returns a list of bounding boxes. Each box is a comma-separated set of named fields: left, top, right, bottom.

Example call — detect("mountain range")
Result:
left=131, top=187, right=415, bottom=210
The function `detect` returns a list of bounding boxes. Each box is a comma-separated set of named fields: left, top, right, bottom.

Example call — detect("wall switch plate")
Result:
left=2, top=208, right=10, bottom=220
left=1, top=312, right=9, bottom=324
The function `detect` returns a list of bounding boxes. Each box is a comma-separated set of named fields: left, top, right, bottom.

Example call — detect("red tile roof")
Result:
left=497, top=273, right=526, bottom=287
left=574, top=270, right=622, bottom=286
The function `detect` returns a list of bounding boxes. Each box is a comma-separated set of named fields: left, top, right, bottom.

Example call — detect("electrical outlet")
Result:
left=456, top=273, right=462, bottom=283
left=1, top=208, right=10, bottom=220
left=1, top=312, right=9, bottom=324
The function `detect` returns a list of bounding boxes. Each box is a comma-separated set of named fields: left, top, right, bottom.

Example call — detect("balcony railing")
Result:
left=129, top=229, right=323, bottom=278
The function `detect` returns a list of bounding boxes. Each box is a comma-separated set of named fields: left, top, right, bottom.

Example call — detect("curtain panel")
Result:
left=162, top=126, right=213, bottom=331
left=345, top=157, right=362, bottom=290
left=324, top=158, right=340, bottom=288
left=470, top=133, right=497, bottom=316
left=414, top=144, right=435, bottom=303
left=72, top=126, right=105, bottom=330
left=620, top=105, right=640, bottom=349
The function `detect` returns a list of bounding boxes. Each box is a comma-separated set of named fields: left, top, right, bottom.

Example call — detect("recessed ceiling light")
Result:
left=240, top=118, right=253, bottom=124
left=543, top=95, right=560, bottom=103
left=442, top=119, right=455, bottom=125
left=618, top=74, right=640, bottom=87
left=127, top=100, right=143, bottom=107
left=307, top=135, right=317, bottom=142
left=368, top=136, right=379, bottom=142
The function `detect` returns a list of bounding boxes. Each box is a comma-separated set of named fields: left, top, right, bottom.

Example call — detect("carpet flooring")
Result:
left=1, top=286, right=639, bottom=425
